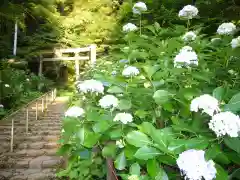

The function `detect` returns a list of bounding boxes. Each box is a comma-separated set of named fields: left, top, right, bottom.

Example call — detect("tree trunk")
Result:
left=106, top=158, right=117, bottom=180
left=13, top=20, right=18, bottom=56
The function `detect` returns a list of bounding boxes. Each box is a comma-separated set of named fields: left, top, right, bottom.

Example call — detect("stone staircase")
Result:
left=0, top=97, right=68, bottom=180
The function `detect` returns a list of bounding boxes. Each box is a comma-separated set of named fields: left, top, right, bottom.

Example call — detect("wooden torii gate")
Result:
left=38, top=44, right=96, bottom=80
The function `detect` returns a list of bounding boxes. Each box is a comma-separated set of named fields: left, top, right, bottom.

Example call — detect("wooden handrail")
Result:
left=2, top=88, right=57, bottom=152
left=1, top=89, right=56, bottom=122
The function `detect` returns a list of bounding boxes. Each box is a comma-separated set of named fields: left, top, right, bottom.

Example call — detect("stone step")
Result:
left=5, top=148, right=60, bottom=158
left=0, top=119, right=61, bottom=129
left=43, top=135, right=60, bottom=142
left=40, top=117, right=62, bottom=120
left=31, top=127, right=61, bottom=131
left=1, top=142, right=12, bottom=149
left=0, top=133, right=60, bottom=144
left=44, top=142, right=59, bottom=149
left=0, top=168, right=57, bottom=180
left=0, top=126, right=61, bottom=136
left=0, top=132, right=60, bottom=142
left=16, top=171, right=56, bottom=180
left=0, top=144, right=11, bottom=154
left=33, top=130, right=60, bottom=136
left=15, top=135, right=60, bottom=142
left=0, top=135, right=60, bottom=153
left=0, top=128, right=27, bottom=136
left=2, top=115, right=40, bottom=121
left=30, top=122, right=61, bottom=126
left=0, top=126, right=26, bottom=131
left=0, top=156, right=62, bottom=170
left=16, top=135, right=44, bottom=142
left=0, top=135, right=37, bottom=143
left=0, top=97, right=67, bottom=179
left=0, top=123, right=62, bottom=129
left=0, top=135, right=10, bottom=141
left=18, top=122, right=62, bottom=126
left=17, top=142, right=59, bottom=150
left=0, top=124, right=26, bottom=128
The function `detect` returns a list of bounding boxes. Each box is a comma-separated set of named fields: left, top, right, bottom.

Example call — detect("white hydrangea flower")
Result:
left=190, top=94, right=220, bottom=116
left=178, top=5, right=199, bottom=20
left=217, top=23, right=236, bottom=35
left=123, top=23, right=138, bottom=33
left=122, top=66, right=140, bottom=77
left=128, top=175, right=139, bottom=180
left=113, top=112, right=133, bottom=124
left=174, top=47, right=198, bottom=68
left=209, top=111, right=240, bottom=137
left=180, top=46, right=193, bottom=53
left=100, top=69, right=107, bottom=73
left=0, top=104, right=4, bottom=108
left=4, top=84, right=10, bottom=87
left=228, top=69, right=238, bottom=76
left=119, top=59, right=129, bottom=63
left=74, top=81, right=81, bottom=85
left=117, top=93, right=124, bottom=97
left=65, top=106, right=85, bottom=117
left=77, top=79, right=104, bottom=94
left=26, top=78, right=30, bottom=81
left=183, top=31, right=197, bottom=42
left=231, top=36, right=240, bottom=48
left=116, top=139, right=125, bottom=148
left=132, top=2, right=147, bottom=15
left=99, top=95, right=119, bottom=109
left=177, top=149, right=217, bottom=180
left=228, top=69, right=235, bottom=75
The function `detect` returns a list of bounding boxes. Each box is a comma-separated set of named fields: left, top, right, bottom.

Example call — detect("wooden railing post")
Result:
left=48, top=93, right=50, bottom=105
left=35, top=101, right=38, bottom=120
left=51, top=89, right=54, bottom=101
left=26, top=108, right=29, bottom=133
left=41, top=97, right=44, bottom=112
left=54, top=89, right=57, bottom=99
left=90, top=44, right=96, bottom=67
left=10, top=119, right=14, bottom=152
left=45, top=94, right=48, bottom=109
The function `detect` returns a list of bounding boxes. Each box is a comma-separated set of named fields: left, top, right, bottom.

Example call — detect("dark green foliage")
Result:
left=0, top=0, right=127, bottom=59
left=1, top=0, right=239, bottom=60
left=0, top=61, right=53, bottom=118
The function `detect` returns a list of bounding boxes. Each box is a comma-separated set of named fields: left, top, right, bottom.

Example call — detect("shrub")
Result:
left=58, top=2, right=240, bottom=180
left=0, top=61, right=53, bottom=118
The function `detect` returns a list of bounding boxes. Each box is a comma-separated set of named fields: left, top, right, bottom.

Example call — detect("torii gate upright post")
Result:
left=38, top=55, right=43, bottom=77
left=75, top=53, right=80, bottom=81
left=90, top=44, right=96, bottom=67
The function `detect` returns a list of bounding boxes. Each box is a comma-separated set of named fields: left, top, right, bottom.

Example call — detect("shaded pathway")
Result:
left=0, top=97, right=68, bottom=180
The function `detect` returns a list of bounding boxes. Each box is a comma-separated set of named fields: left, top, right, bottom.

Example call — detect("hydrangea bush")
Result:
left=58, top=2, right=240, bottom=180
